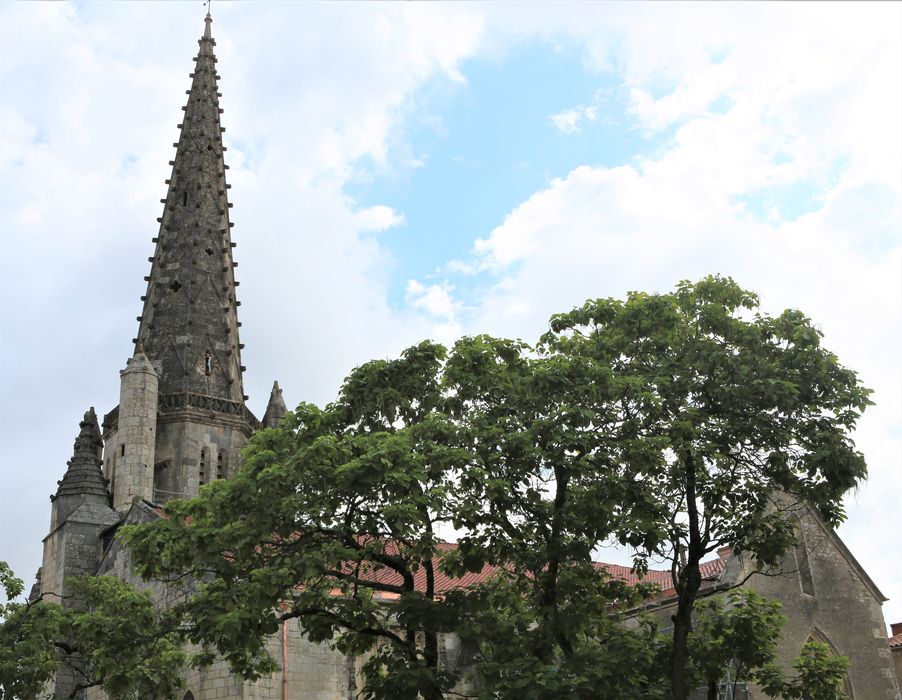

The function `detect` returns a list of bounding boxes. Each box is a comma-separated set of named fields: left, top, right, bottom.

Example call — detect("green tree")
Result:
left=688, top=590, right=849, bottom=700
left=0, top=561, right=186, bottom=700
left=125, top=336, right=669, bottom=698
left=123, top=276, right=869, bottom=700
left=0, top=561, right=61, bottom=700
left=757, top=641, right=850, bottom=700
left=125, top=338, right=669, bottom=698
left=688, top=589, right=787, bottom=698
left=541, top=276, right=870, bottom=697
left=126, top=342, right=469, bottom=699
left=439, top=333, right=670, bottom=697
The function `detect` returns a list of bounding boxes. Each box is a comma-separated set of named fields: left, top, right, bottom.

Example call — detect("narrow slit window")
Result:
left=796, top=529, right=815, bottom=596
left=120, top=444, right=125, bottom=457
left=199, top=448, right=206, bottom=486
left=182, top=190, right=188, bottom=206
left=203, top=352, right=213, bottom=375
left=217, top=450, right=226, bottom=479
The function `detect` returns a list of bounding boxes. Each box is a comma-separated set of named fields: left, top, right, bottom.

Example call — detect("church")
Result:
left=35, top=13, right=901, bottom=700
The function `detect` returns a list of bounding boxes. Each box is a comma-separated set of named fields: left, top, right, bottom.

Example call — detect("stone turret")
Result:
left=111, top=347, right=159, bottom=510
left=100, top=13, right=258, bottom=505
left=41, top=410, right=119, bottom=698
left=41, top=410, right=119, bottom=655
left=262, top=381, right=288, bottom=428
left=49, top=408, right=110, bottom=528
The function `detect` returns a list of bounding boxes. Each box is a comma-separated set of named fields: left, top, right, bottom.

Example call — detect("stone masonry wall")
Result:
left=635, top=514, right=899, bottom=699
left=742, top=515, right=901, bottom=699
left=720, top=515, right=900, bottom=700
left=95, top=503, right=350, bottom=700
left=153, top=416, right=248, bottom=503
left=893, top=648, right=902, bottom=691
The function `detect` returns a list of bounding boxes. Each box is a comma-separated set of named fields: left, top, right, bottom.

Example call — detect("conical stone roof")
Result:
left=262, top=381, right=288, bottom=428
left=134, top=12, right=246, bottom=403
left=53, top=408, right=109, bottom=501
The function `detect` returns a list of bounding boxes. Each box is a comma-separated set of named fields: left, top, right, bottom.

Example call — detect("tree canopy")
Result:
left=0, top=561, right=185, bottom=700
left=119, top=275, right=867, bottom=699
left=540, top=276, right=869, bottom=695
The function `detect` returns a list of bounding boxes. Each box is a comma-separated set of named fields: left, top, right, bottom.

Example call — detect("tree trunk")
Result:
left=671, top=452, right=706, bottom=700
left=423, top=631, right=442, bottom=700
left=670, top=558, right=702, bottom=699
left=422, top=553, right=443, bottom=700
left=537, top=465, right=571, bottom=663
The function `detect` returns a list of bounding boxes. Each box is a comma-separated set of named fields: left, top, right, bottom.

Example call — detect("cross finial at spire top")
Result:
left=203, top=0, right=213, bottom=39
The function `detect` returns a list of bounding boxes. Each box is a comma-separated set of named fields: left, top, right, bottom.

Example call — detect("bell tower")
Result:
left=101, top=11, right=260, bottom=508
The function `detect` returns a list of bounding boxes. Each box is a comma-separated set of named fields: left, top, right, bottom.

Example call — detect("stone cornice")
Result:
left=102, top=391, right=260, bottom=440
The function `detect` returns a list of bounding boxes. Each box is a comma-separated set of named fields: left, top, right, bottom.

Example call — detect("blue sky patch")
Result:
left=734, top=180, right=825, bottom=223
left=734, top=155, right=850, bottom=224
left=709, top=94, right=734, bottom=114
left=346, top=39, right=669, bottom=308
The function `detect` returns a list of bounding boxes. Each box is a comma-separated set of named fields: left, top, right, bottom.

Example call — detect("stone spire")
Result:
left=262, top=380, right=288, bottom=428
left=50, top=408, right=111, bottom=527
left=134, top=12, right=246, bottom=403
left=53, top=408, right=108, bottom=502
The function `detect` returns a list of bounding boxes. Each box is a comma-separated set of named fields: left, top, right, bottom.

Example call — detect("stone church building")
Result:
left=35, top=13, right=900, bottom=700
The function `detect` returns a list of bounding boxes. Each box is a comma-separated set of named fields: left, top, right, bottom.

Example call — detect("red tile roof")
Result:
left=145, top=504, right=731, bottom=602
left=652, top=554, right=730, bottom=599
left=889, top=628, right=902, bottom=650
left=346, top=541, right=730, bottom=601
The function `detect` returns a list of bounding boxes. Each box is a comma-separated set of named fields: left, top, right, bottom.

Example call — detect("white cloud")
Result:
left=406, top=280, right=459, bottom=320
left=549, top=105, right=597, bottom=134
left=354, top=205, right=406, bottom=233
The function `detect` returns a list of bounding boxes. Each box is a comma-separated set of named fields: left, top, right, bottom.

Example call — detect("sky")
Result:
left=0, top=1, right=900, bottom=629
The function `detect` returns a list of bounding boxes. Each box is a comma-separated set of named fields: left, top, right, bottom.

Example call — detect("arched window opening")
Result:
left=804, top=630, right=854, bottom=699
left=199, top=448, right=207, bottom=486
left=217, top=450, right=227, bottom=479
left=183, top=692, right=195, bottom=700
